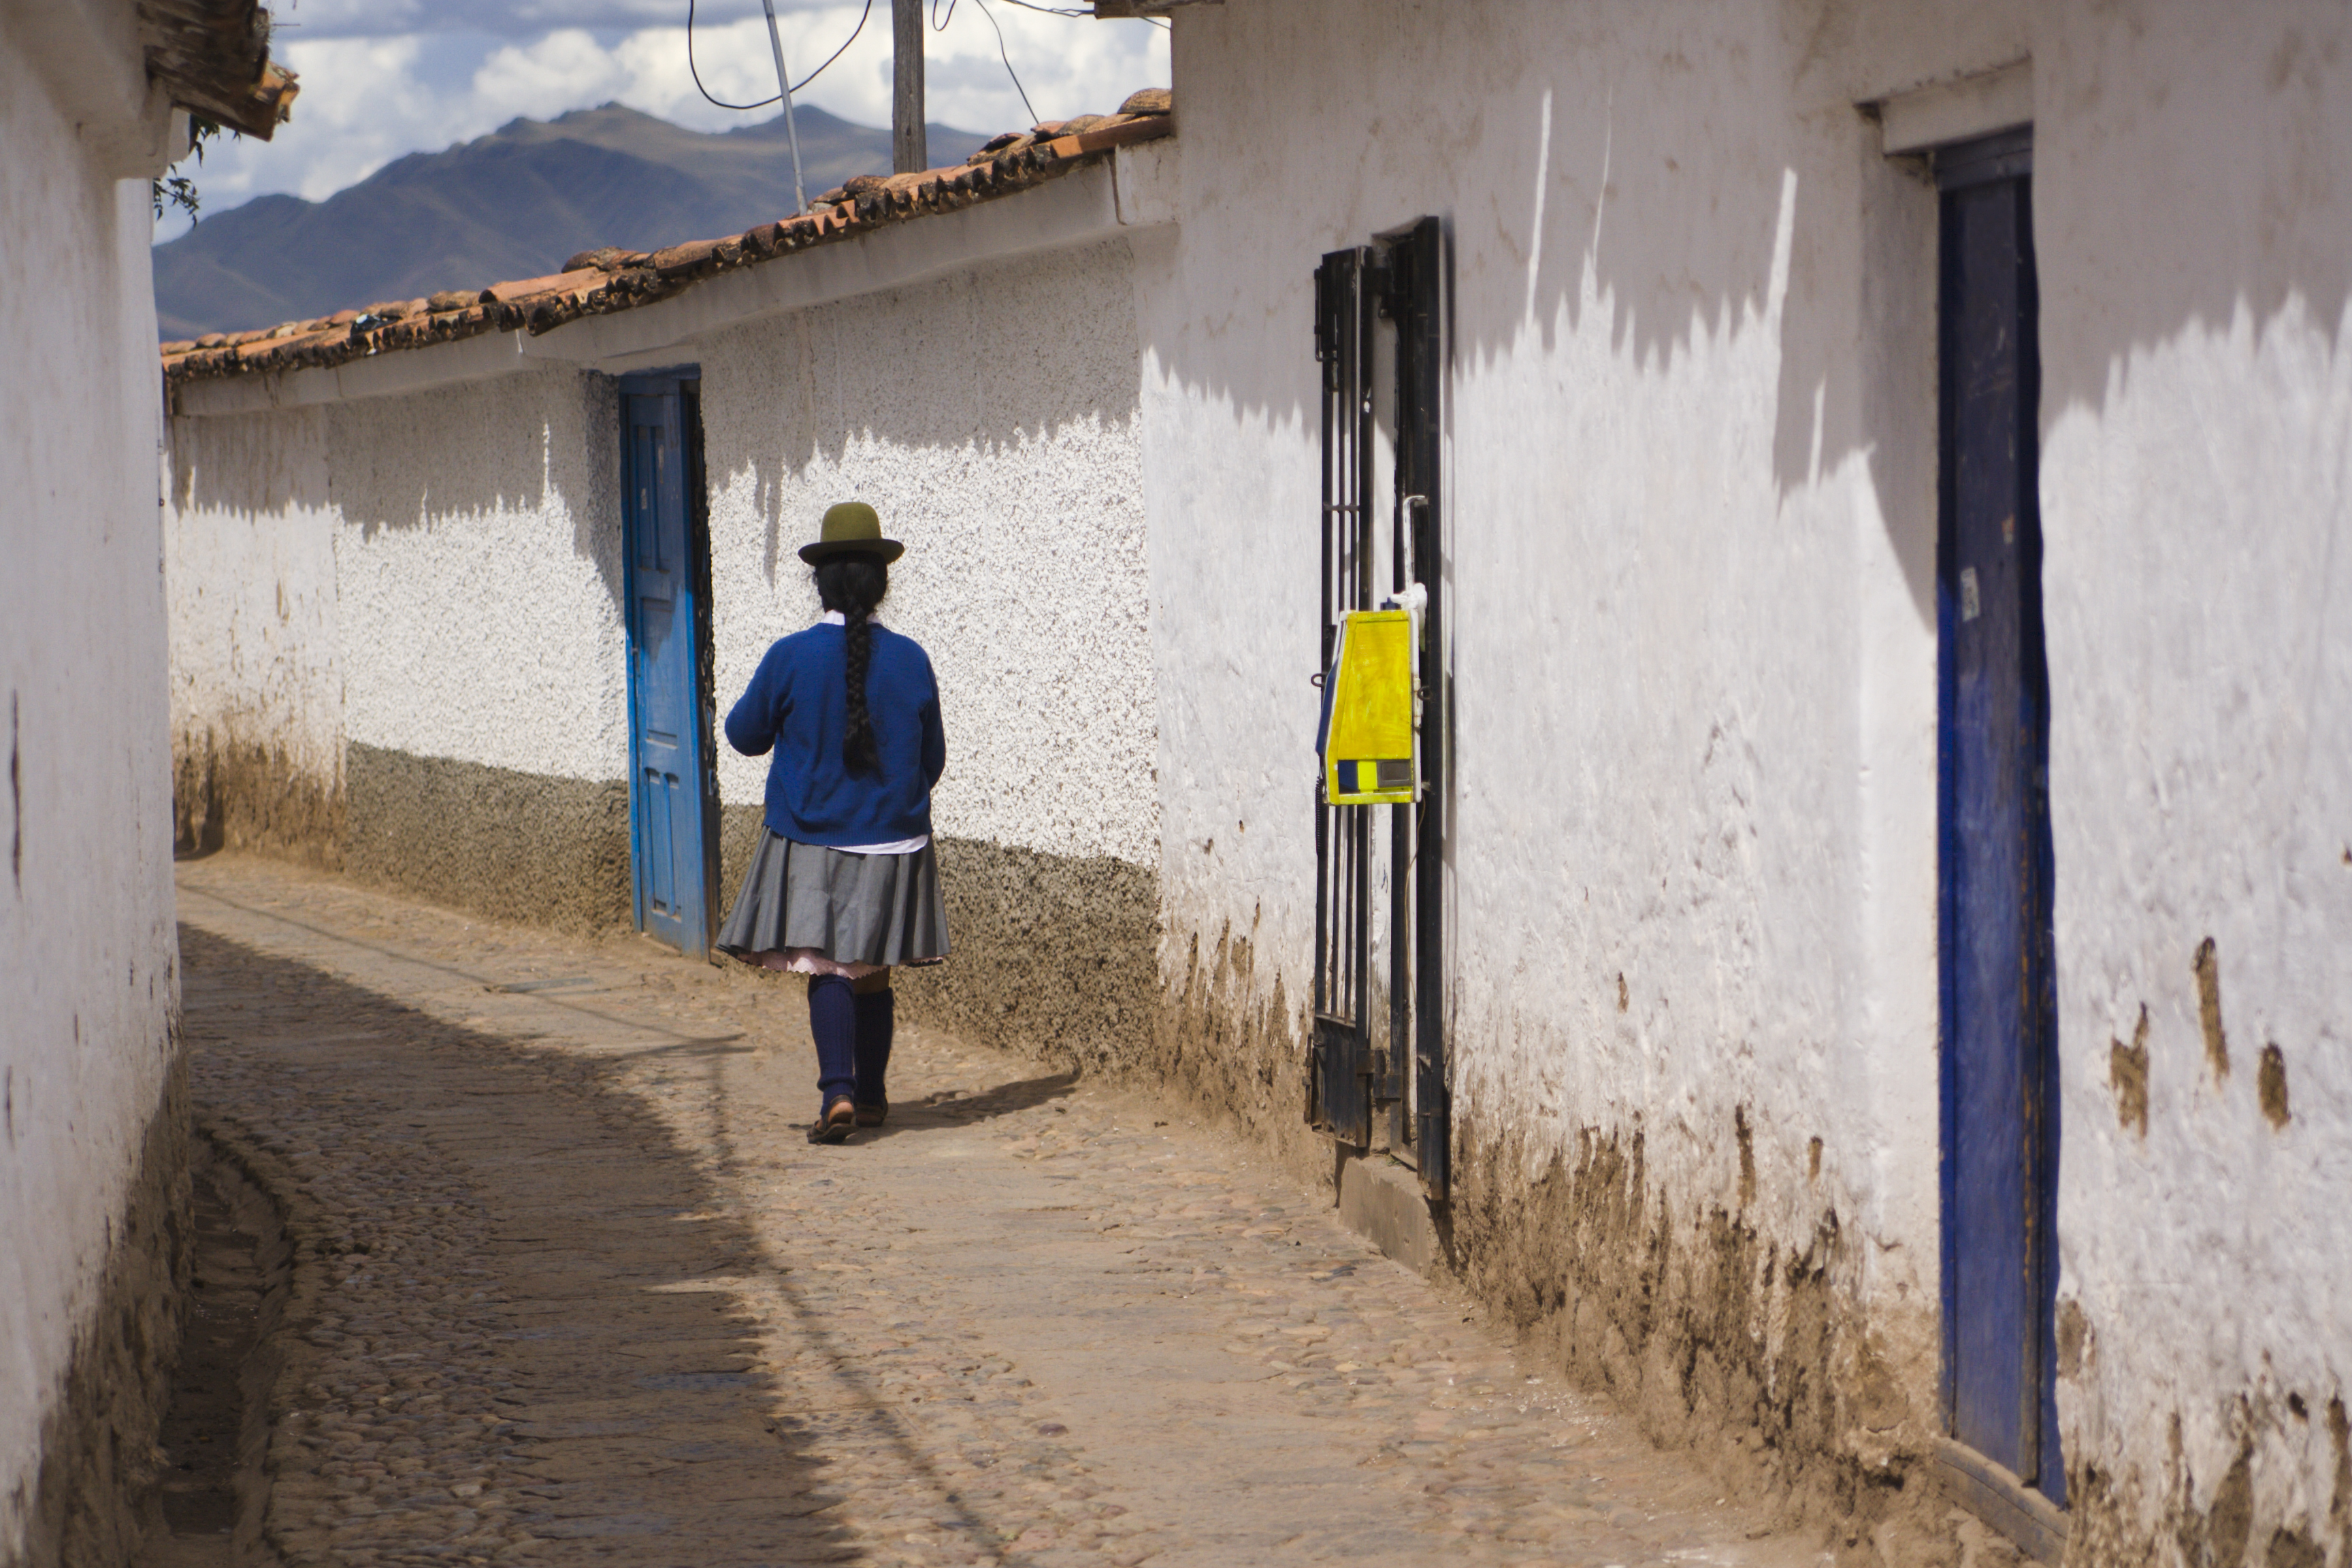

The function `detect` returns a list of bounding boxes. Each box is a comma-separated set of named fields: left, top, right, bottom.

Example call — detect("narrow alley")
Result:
left=165, top=855, right=1823, bottom=1568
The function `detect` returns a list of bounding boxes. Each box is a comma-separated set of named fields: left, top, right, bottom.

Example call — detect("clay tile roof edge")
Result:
left=162, top=97, right=1173, bottom=389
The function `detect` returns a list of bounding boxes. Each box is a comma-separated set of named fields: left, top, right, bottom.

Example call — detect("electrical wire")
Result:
left=687, top=0, right=875, bottom=111
left=970, top=0, right=1039, bottom=125
left=932, top=0, right=1038, bottom=127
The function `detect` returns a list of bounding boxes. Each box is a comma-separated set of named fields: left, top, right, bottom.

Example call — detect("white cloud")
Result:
left=473, top=27, right=636, bottom=120
left=159, top=2, right=1167, bottom=240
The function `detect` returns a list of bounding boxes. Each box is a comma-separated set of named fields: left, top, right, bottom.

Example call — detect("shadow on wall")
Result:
left=1146, top=0, right=2352, bottom=623
left=170, top=370, right=626, bottom=618
left=316, top=368, right=624, bottom=612
left=2028, top=4, right=2352, bottom=421
left=171, top=406, right=330, bottom=519
left=697, top=240, right=1145, bottom=589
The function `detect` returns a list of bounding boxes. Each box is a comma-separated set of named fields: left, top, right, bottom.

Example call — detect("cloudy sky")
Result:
left=158, top=0, right=1169, bottom=241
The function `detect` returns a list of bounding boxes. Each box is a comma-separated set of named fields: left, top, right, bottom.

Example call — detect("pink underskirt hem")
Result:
left=750, top=947, right=886, bottom=980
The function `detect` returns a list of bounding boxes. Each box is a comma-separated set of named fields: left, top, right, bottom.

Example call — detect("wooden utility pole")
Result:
left=892, top=0, right=926, bottom=172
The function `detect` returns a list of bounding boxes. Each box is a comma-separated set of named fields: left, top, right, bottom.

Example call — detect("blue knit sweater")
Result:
left=723, top=622, right=946, bottom=847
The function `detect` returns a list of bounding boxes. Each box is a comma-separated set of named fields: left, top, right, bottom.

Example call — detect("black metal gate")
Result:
left=1308, top=217, right=1449, bottom=1199
left=1309, top=244, right=1375, bottom=1149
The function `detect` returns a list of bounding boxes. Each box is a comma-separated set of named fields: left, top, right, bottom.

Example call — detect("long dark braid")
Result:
left=815, top=555, right=889, bottom=772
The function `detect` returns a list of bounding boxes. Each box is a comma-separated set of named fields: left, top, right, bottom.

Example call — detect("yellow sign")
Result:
left=1320, top=607, right=1418, bottom=804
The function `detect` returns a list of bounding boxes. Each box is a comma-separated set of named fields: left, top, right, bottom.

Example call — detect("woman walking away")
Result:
left=717, top=502, right=949, bottom=1144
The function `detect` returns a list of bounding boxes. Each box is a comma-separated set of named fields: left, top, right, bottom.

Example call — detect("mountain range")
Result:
left=153, top=104, right=989, bottom=340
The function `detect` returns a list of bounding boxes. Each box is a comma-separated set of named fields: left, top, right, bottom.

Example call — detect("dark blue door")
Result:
left=1936, top=130, right=2062, bottom=1502
left=621, top=375, right=714, bottom=957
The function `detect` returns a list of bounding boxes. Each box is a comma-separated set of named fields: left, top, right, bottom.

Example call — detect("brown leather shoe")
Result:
left=854, top=1100, right=888, bottom=1127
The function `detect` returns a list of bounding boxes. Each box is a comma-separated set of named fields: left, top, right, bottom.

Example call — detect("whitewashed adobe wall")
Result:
left=325, top=370, right=627, bottom=786
left=2036, top=5, right=2352, bottom=1563
left=165, top=406, right=343, bottom=854
left=698, top=236, right=1156, bottom=871
left=1142, top=0, right=1974, bottom=1507
left=163, top=179, right=1164, bottom=1054
left=1145, top=0, right=2350, bottom=1560
left=168, top=372, right=627, bottom=805
left=0, top=1, right=189, bottom=1560
left=165, top=368, right=633, bottom=928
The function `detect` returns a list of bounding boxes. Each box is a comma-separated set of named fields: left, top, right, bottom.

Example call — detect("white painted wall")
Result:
left=1143, top=0, right=1978, bottom=1426
left=2036, top=1, right=2352, bottom=1552
left=167, top=408, right=344, bottom=791
left=699, top=238, right=1156, bottom=867
left=0, top=1, right=183, bottom=1553
left=167, top=372, right=625, bottom=798
left=167, top=198, right=1160, bottom=874
left=1148, top=0, right=2350, bottom=1550
left=324, top=371, right=625, bottom=783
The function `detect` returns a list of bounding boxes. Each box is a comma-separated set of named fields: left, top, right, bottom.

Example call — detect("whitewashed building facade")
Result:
left=163, top=4, right=2351, bottom=1564
left=3, top=1, right=292, bottom=1561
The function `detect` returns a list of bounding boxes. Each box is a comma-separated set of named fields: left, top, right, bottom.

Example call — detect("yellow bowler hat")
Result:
left=799, top=501, right=904, bottom=564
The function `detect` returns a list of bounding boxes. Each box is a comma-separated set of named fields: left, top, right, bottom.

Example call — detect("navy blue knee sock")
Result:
left=853, top=989, right=894, bottom=1108
left=807, top=975, right=857, bottom=1111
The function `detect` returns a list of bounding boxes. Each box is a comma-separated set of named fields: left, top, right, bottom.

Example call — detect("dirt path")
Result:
left=171, top=854, right=1825, bottom=1567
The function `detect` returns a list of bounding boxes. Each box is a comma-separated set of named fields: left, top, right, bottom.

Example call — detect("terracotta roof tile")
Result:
left=163, top=93, right=1173, bottom=389
left=1046, top=116, right=1175, bottom=160
left=480, top=267, right=608, bottom=304
left=561, top=247, right=641, bottom=273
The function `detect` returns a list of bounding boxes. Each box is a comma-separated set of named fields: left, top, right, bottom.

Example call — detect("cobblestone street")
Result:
left=170, top=855, right=1825, bottom=1568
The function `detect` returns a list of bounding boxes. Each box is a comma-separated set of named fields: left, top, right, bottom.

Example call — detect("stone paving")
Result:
left=172, top=854, right=1829, bottom=1568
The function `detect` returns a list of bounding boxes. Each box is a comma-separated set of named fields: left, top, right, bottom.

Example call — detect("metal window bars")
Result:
left=1309, top=220, right=1448, bottom=1200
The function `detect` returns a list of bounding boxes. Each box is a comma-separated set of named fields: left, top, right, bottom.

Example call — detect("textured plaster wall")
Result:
left=163, top=230, right=1160, bottom=967
left=1151, top=1, right=2351, bottom=1559
left=698, top=238, right=1157, bottom=870
left=0, top=7, right=186, bottom=1560
left=695, top=237, right=1162, bottom=1062
left=165, top=408, right=344, bottom=858
left=327, top=369, right=625, bottom=785
left=2034, top=5, right=2352, bottom=1563
left=164, top=368, right=632, bottom=918
left=1144, top=2, right=1993, bottom=1517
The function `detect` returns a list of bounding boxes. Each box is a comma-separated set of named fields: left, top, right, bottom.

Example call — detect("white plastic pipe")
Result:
left=758, top=0, right=809, bottom=214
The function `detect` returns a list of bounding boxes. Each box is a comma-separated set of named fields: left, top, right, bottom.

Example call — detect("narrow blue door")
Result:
left=1936, top=130, right=2063, bottom=1502
left=621, top=375, right=713, bottom=957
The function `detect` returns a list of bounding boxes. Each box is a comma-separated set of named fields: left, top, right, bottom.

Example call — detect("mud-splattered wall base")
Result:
left=18, top=1063, right=189, bottom=1568
left=173, top=734, right=344, bottom=868
left=719, top=807, right=1164, bottom=1073
left=344, top=745, right=630, bottom=933
left=1446, top=1122, right=1974, bottom=1562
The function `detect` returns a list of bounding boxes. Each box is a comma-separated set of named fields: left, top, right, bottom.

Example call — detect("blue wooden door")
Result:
left=1936, top=131, right=2063, bottom=1502
left=621, top=375, right=714, bottom=957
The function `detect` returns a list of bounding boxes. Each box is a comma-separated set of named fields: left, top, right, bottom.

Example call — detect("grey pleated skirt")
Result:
left=716, top=832, right=950, bottom=968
